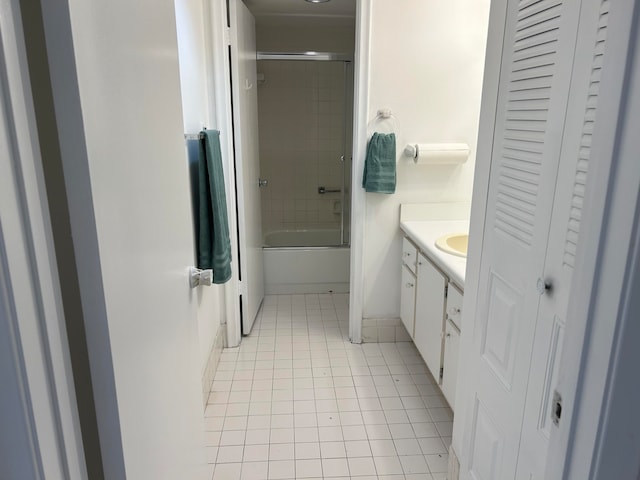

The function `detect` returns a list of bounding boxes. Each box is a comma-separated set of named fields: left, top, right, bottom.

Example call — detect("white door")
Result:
left=459, top=1, right=583, bottom=478
left=229, top=0, right=265, bottom=335
left=39, top=0, right=208, bottom=478
left=516, top=1, right=611, bottom=477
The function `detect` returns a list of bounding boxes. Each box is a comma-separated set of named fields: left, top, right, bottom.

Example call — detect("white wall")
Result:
left=175, top=0, right=226, bottom=374
left=362, top=0, right=490, bottom=319
left=256, top=22, right=355, bottom=53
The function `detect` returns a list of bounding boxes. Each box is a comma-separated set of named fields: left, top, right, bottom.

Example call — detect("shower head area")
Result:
left=257, top=55, right=353, bottom=248
left=245, top=1, right=356, bottom=293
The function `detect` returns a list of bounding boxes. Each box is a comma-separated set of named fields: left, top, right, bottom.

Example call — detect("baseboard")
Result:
left=202, top=324, right=226, bottom=407
left=448, top=444, right=461, bottom=480
left=361, top=317, right=413, bottom=343
left=265, top=282, right=350, bottom=295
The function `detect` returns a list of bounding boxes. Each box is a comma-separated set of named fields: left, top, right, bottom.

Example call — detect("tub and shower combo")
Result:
left=257, top=51, right=353, bottom=294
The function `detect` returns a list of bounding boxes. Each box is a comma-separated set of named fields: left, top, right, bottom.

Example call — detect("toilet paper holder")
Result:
left=403, top=143, right=470, bottom=164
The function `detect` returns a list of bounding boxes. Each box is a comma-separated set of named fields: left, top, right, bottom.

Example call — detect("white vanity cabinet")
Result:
left=399, top=234, right=465, bottom=410
left=442, top=282, right=463, bottom=406
left=400, top=238, right=418, bottom=337
left=414, top=252, right=447, bottom=382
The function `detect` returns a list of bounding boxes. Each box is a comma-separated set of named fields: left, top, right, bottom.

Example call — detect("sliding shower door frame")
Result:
left=256, top=51, right=354, bottom=247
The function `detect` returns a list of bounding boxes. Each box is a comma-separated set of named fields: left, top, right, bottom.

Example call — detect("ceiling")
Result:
left=243, top=0, right=356, bottom=27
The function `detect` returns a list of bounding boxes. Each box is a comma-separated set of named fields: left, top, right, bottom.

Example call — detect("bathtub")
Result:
left=263, top=229, right=350, bottom=294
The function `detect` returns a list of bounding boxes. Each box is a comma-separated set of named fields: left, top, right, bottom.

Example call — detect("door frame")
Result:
left=205, top=0, right=242, bottom=348
left=206, top=0, right=372, bottom=345
left=0, top=0, right=87, bottom=476
left=348, top=0, right=372, bottom=344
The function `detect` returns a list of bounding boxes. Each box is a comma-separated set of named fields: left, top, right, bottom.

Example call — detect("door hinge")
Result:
left=552, top=390, right=562, bottom=426
left=444, top=284, right=449, bottom=298
left=439, top=367, right=444, bottom=381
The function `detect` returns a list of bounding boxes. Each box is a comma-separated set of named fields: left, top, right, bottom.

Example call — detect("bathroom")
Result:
left=9, top=0, right=639, bottom=479
left=188, top=0, right=491, bottom=477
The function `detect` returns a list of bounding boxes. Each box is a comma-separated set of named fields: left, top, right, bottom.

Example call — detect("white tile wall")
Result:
left=257, top=61, right=347, bottom=234
left=204, top=294, right=452, bottom=479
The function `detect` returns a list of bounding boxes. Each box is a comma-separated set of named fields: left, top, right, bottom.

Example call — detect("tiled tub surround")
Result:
left=205, top=294, right=453, bottom=479
left=257, top=60, right=349, bottom=235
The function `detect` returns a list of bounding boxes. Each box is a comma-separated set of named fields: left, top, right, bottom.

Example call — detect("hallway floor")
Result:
left=205, top=294, right=452, bottom=480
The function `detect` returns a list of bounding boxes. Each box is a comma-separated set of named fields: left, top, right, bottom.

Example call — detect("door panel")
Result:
left=516, top=1, right=611, bottom=477
left=230, top=0, right=264, bottom=334
left=460, top=0, right=582, bottom=478
left=41, top=0, right=208, bottom=477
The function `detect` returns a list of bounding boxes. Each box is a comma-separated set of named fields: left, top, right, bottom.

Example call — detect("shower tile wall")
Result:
left=257, top=61, right=346, bottom=234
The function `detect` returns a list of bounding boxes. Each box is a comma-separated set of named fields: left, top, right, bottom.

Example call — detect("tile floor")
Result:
left=205, top=294, right=453, bottom=480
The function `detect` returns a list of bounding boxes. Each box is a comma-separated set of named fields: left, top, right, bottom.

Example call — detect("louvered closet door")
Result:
left=459, top=1, right=582, bottom=479
left=516, top=1, right=610, bottom=477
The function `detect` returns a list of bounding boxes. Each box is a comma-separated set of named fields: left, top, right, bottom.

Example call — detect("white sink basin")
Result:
left=435, top=233, right=469, bottom=258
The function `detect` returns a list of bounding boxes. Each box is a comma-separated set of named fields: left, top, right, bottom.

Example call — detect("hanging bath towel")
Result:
left=362, top=132, right=396, bottom=194
left=198, top=130, right=232, bottom=284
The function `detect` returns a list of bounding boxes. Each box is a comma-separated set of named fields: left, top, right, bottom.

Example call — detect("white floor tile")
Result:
left=320, top=441, right=346, bottom=459
left=217, top=445, right=244, bottom=463
left=322, top=458, right=350, bottom=477
left=295, top=442, right=321, bottom=460
left=425, top=453, right=449, bottom=473
left=268, top=459, right=295, bottom=479
left=369, top=439, right=397, bottom=457
left=399, top=454, right=429, bottom=474
left=344, top=440, right=372, bottom=458
left=243, top=444, right=269, bottom=462
left=269, top=443, right=294, bottom=461
left=205, top=294, right=455, bottom=480
left=418, top=437, right=447, bottom=455
left=394, top=438, right=422, bottom=456
left=240, top=461, right=268, bottom=480
left=374, top=456, right=404, bottom=475
left=213, top=462, right=241, bottom=480
left=296, top=458, right=323, bottom=478
left=348, top=456, right=376, bottom=476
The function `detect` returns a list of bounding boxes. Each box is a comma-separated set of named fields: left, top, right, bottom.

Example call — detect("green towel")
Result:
left=362, top=132, right=396, bottom=194
left=198, top=130, right=232, bottom=284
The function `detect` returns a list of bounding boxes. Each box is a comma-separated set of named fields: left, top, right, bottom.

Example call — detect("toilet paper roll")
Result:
left=404, top=143, right=470, bottom=165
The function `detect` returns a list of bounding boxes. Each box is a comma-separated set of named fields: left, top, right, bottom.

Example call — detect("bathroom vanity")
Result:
left=399, top=205, right=469, bottom=410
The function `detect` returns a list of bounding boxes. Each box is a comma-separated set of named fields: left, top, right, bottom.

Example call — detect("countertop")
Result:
left=400, top=219, right=469, bottom=289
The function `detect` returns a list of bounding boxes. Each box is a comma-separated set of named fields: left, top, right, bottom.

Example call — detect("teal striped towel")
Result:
left=198, top=130, right=232, bottom=284
left=362, top=132, right=396, bottom=194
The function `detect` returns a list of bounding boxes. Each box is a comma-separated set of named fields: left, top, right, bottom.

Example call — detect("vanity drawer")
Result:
left=402, top=237, right=418, bottom=273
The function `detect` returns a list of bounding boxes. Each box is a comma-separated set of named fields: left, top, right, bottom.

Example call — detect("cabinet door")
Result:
left=400, top=265, right=417, bottom=338
left=414, top=253, right=447, bottom=383
left=442, top=319, right=461, bottom=410
left=446, top=282, right=464, bottom=330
